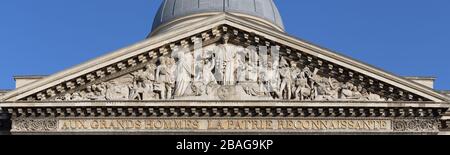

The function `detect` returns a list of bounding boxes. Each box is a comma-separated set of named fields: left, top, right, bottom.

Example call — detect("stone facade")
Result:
left=0, top=1, right=449, bottom=135
left=1, top=22, right=448, bottom=134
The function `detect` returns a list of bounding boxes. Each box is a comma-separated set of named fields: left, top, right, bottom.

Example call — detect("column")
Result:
left=0, top=110, right=11, bottom=135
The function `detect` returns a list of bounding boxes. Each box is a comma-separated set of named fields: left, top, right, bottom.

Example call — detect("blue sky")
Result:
left=0, top=0, right=449, bottom=90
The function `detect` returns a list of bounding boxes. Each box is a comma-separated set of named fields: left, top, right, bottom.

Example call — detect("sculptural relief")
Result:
left=129, top=64, right=157, bottom=100
left=57, top=41, right=392, bottom=102
left=105, top=80, right=130, bottom=100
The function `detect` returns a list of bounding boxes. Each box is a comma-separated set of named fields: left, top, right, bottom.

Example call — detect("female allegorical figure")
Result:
left=173, top=46, right=194, bottom=97
left=214, top=34, right=243, bottom=85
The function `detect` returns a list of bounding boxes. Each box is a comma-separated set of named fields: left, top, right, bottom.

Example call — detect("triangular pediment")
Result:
left=1, top=13, right=448, bottom=103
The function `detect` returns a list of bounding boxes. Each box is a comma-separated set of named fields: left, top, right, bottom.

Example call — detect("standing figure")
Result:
left=214, top=44, right=226, bottom=84
left=156, top=57, right=173, bottom=99
left=290, top=61, right=301, bottom=99
left=202, top=56, right=217, bottom=85
left=278, top=58, right=293, bottom=99
left=247, top=47, right=259, bottom=82
left=308, top=68, right=320, bottom=100
left=129, top=71, right=144, bottom=100
left=242, top=56, right=261, bottom=96
left=214, top=34, right=243, bottom=85
left=294, top=67, right=312, bottom=100
left=173, top=47, right=194, bottom=97
left=167, top=57, right=177, bottom=96
left=143, top=64, right=157, bottom=100
left=235, top=51, right=247, bottom=83
left=265, top=60, right=281, bottom=98
left=223, top=36, right=238, bottom=85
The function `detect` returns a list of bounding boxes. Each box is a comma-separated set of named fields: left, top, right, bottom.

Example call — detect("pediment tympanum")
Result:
left=54, top=41, right=394, bottom=102
left=1, top=14, right=447, bottom=103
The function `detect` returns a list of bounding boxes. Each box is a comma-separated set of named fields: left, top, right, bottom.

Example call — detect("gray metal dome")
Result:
left=151, top=0, right=284, bottom=35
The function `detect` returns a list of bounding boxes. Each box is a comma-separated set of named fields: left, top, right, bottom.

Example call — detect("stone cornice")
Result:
left=1, top=101, right=448, bottom=118
left=404, top=76, right=437, bottom=80
left=13, top=75, right=47, bottom=80
left=0, top=101, right=447, bottom=108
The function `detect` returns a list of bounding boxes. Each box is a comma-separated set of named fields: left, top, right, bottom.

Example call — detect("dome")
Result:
left=150, top=0, right=284, bottom=36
